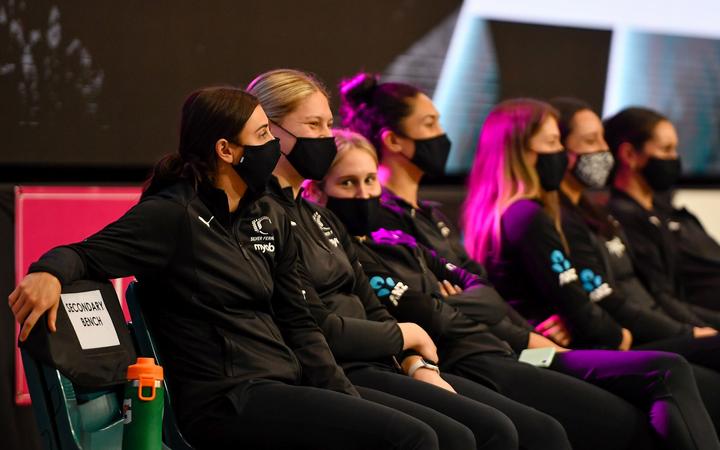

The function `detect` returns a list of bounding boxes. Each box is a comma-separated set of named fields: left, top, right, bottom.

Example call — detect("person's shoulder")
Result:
left=141, top=181, right=195, bottom=209
left=502, top=199, right=549, bottom=244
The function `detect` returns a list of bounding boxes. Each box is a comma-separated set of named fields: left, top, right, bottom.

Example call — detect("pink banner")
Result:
left=14, top=186, right=141, bottom=405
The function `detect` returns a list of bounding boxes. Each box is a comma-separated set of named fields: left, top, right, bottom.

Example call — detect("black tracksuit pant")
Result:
left=449, top=350, right=720, bottom=450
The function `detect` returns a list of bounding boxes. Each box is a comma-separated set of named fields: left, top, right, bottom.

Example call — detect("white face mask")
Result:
left=572, top=150, right=614, bottom=188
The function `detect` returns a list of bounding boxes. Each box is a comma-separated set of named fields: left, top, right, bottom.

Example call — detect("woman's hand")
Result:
left=528, top=332, right=569, bottom=352
left=8, top=272, right=62, bottom=341
left=618, top=328, right=633, bottom=351
left=397, top=322, right=439, bottom=362
left=534, top=314, right=571, bottom=347
left=693, top=327, right=718, bottom=338
left=401, top=355, right=456, bottom=394
left=437, top=280, right=463, bottom=298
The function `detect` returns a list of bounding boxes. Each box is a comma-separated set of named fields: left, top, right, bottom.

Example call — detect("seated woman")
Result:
left=459, top=98, right=719, bottom=450
left=551, top=97, right=720, bottom=429
left=247, top=68, right=523, bottom=450
left=604, top=107, right=720, bottom=318
left=8, top=87, right=448, bottom=450
left=553, top=97, right=720, bottom=355
left=306, top=127, right=719, bottom=450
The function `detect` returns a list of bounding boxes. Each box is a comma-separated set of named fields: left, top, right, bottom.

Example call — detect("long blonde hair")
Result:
left=462, top=99, right=565, bottom=265
left=246, top=68, right=329, bottom=121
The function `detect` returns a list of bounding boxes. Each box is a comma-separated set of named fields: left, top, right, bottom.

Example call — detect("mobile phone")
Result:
left=518, top=347, right=556, bottom=368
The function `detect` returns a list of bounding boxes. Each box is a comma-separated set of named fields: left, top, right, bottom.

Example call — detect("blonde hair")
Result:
left=303, top=129, right=379, bottom=200
left=463, top=99, right=566, bottom=265
left=247, top=68, right=329, bottom=121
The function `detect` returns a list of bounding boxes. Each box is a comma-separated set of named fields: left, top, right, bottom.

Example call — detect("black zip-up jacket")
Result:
left=487, top=199, right=624, bottom=348
left=608, top=189, right=720, bottom=327
left=354, top=229, right=530, bottom=364
left=378, top=188, right=487, bottom=275
left=29, top=181, right=357, bottom=430
left=656, top=197, right=720, bottom=311
left=266, top=180, right=404, bottom=369
left=560, top=194, right=693, bottom=343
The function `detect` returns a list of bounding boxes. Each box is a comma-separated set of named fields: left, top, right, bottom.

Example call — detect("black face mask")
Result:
left=410, top=134, right=452, bottom=176
left=325, top=195, right=380, bottom=236
left=233, top=138, right=281, bottom=192
left=273, top=121, right=338, bottom=180
left=642, top=157, right=681, bottom=192
left=535, top=149, right=569, bottom=191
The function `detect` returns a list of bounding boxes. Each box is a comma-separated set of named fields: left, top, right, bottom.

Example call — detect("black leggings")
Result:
left=346, top=366, right=524, bottom=450
left=450, top=350, right=720, bottom=450
left=348, top=366, right=568, bottom=450
left=185, top=379, right=441, bottom=450
left=634, top=335, right=720, bottom=433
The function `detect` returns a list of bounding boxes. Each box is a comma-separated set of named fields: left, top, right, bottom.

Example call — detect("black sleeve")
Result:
left=29, top=196, right=186, bottom=283
left=330, top=209, right=398, bottom=324
left=562, top=216, right=692, bottom=341
left=271, top=217, right=359, bottom=396
left=419, top=244, right=532, bottom=350
left=504, top=201, right=623, bottom=347
left=431, top=207, right=489, bottom=276
left=297, top=260, right=404, bottom=362
left=358, top=251, right=448, bottom=339
left=618, top=215, right=707, bottom=326
left=419, top=245, right=484, bottom=290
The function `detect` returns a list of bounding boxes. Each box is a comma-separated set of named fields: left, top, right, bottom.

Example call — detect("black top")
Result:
left=29, top=180, right=357, bottom=430
left=266, top=180, right=404, bottom=369
left=487, top=199, right=624, bottom=348
left=560, top=194, right=693, bottom=343
left=656, top=197, right=720, bottom=311
left=377, top=188, right=487, bottom=275
left=608, top=189, right=711, bottom=326
left=352, top=230, right=518, bottom=368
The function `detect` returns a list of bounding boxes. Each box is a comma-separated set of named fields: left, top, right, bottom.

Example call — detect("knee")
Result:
left=526, top=413, right=569, bottom=450
left=480, top=411, right=519, bottom=450
left=647, top=351, right=692, bottom=373
left=403, top=420, right=440, bottom=450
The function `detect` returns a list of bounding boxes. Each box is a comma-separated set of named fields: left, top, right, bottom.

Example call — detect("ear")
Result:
left=617, top=142, right=638, bottom=170
left=380, top=128, right=404, bottom=155
left=215, top=138, right=236, bottom=165
left=566, top=151, right=579, bottom=172
left=304, top=180, right=327, bottom=206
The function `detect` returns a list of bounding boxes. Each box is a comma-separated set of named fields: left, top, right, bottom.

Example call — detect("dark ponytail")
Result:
left=144, top=87, right=259, bottom=196
left=339, top=72, right=420, bottom=153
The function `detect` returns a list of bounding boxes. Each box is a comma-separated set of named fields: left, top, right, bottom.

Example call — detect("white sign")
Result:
left=60, top=290, right=120, bottom=350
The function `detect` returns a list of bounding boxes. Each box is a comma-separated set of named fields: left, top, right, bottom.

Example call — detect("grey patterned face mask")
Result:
left=572, top=150, right=614, bottom=188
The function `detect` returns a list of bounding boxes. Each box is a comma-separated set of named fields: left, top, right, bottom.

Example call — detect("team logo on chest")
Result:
left=313, top=211, right=340, bottom=247
left=250, top=216, right=275, bottom=253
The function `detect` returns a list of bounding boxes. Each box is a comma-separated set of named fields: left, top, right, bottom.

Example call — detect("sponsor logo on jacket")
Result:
left=369, top=276, right=408, bottom=306
left=579, top=269, right=613, bottom=302
left=313, top=211, right=340, bottom=247
left=249, top=216, right=275, bottom=252
left=550, top=250, right=578, bottom=286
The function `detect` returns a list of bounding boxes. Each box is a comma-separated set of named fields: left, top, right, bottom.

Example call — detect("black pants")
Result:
left=348, top=365, right=567, bottom=450
left=185, top=379, right=440, bottom=450
left=634, top=335, right=720, bottom=433
left=450, top=350, right=720, bottom=450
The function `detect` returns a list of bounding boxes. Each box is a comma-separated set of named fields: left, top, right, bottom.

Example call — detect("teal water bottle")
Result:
left=122, top=357, right=164, bottom=450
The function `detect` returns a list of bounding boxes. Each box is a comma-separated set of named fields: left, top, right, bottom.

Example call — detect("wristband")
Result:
left=407, top=358, right=440, bottom=377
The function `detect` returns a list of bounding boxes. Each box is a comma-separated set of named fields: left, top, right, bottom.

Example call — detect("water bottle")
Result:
left=122, top=357, right=164, bottom=450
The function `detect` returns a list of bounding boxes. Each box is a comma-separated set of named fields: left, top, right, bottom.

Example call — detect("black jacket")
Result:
left=608, top=189, right=720, bottom=327
left=29, top=181, right=357, bottom=430
left=560, top=194, right=693, bottom=343
left=353, top=230, right=529, bottom=363
left=377, top=188, right=487, bottom=275
left=488, top=199, right=624, bottom=348
left=266, top=180, right=404, bottom=369
left=656, top=197, right=720, bottom=311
